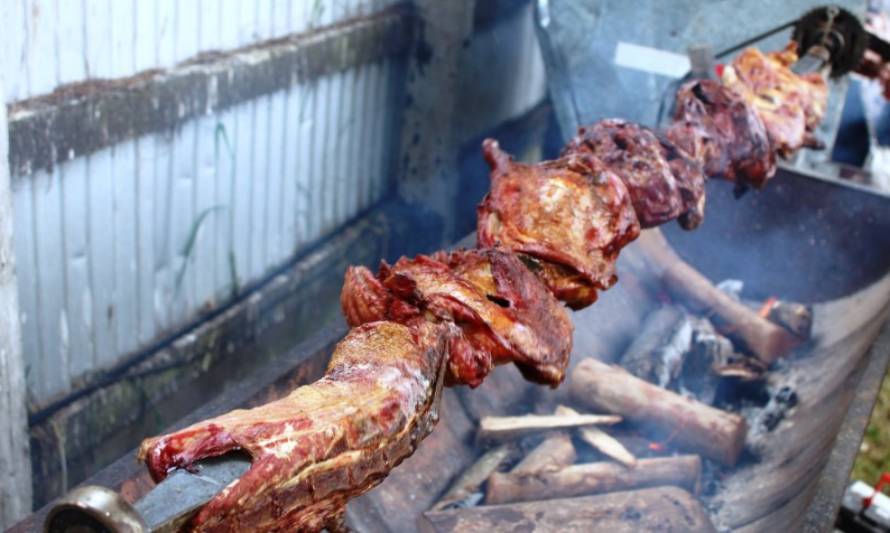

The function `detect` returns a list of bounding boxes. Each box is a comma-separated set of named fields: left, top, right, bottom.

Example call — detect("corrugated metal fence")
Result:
left=4, top=0, right=404, bottom=406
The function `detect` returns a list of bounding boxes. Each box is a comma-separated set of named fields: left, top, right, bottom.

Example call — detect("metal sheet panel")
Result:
left=3, top=0, right=405, bottom=103
left=12, top=59, right=402, bottom=405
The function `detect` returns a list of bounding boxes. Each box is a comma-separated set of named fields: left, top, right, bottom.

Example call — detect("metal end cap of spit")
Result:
left=44, top=485, right=148, bottom=533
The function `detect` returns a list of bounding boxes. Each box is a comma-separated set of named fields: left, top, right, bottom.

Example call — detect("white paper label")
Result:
left=613, top=42, right=690, bottom=79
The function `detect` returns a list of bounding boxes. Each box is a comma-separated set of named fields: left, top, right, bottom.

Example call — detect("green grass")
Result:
left=852, top=370, right=890, bottom=484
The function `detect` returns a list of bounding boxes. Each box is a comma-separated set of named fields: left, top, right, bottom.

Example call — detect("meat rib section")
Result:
left=721, top=44, right=829, bottom=157
left=668, top=79, right=776, bottom=190
left=138, top=320, right=449, bottom=532
left=477, top=138, right=640, bottom=309
left=341, top=248, right=573, bottom=388
left=563, top=119, right=706, bottom=230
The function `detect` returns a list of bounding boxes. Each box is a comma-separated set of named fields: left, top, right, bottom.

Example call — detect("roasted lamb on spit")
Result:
left=721, top=43, right=829, bottom=158
left=137, top=42, right=830, bottom=532
left=139, top=320, right=451, bottom=532
left=341, top=248, right=573, bottom=388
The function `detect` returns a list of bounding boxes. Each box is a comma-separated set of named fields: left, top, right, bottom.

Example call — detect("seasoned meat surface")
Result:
left=669, top=79, right=776, bottom=189
left=477, top=139, right=640, bottom=309
left=341, top=249, right=573, bottom=387
left=721, top=44, right=829, bottom=157
left=563, top=119, right=706, bottom=230
left=139, top=320, right=449, bottom=533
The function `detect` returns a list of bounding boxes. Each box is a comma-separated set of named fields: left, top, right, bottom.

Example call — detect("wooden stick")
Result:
left=485, top=455, right=701, bottom=505
left=569, top=358, right=747, bottom=466
left=636, top=230, right=798, bottom=364
left=431, top=444, right=519, bottom=510
left=478, top=413, right=621, bottom=442
left=422, top=486, right=716, bottom=533
left=556, top=406, right=636, bottom=467
left=510, top=433, right=576, bottom=475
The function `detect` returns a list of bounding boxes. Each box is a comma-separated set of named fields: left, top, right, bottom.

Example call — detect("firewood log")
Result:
left=420, top=486, right=716, bottom=533
left=555, top=406, right=636, bottom=466
left=569, top=358, right=747, bottom=466
left=485, top=455, right=701, bottom=505
left=636, top=230, right=798, bottom=364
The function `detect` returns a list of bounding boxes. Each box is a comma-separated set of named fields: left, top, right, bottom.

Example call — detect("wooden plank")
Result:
left=0, top=79, right=32, bottom=529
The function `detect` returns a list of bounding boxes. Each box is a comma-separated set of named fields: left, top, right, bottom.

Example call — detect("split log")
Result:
left=431, top=444, right=519, bottom=510
left=636, top=230, right=798, bottom=364
left=619, top=305, right=689, bottom=386
left=569, top=358, right=747, bottom=466
left=555, top=406, right=636, bottom=466
left=478, top=413, right=620, bottom=442
left=420, top=486, right=716, bottom=533
left=743, top=298, right=813, bottom=339
left=485, top=455, right=701, bottom=505
left=510, top=433, right=576, bottom=475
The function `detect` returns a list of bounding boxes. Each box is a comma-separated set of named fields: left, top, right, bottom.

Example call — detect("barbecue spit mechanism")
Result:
left=792, top=5, right=868, bottom=77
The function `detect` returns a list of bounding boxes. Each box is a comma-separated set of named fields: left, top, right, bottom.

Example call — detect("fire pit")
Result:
left=15, top=165, right=890, bottom=532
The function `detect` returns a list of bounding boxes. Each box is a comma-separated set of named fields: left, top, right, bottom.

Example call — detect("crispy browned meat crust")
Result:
left=669, top=79, right=776, bottom=190
left=721, top=44, right=828, bottom=157
left=563, top=119, right=706, bottom=230
left=477, top=138, right=640, bottom=309
left=341, top=249, right=573, bottom=387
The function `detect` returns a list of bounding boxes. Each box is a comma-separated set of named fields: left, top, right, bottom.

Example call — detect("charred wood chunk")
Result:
left=636, top=230, right=799, bottom=364
left=619, top=305, right=690, bottom=387
left=485, top=455, right=701, bottom=505
left=743, top=298, right=814, bottom=340
left=421, top=487, right=716, bottom=533
left=509, top=432, right=576, bottom=475
left=431, top=444, right=519, bottom=511
left=569, top=358, right=747, bottom=466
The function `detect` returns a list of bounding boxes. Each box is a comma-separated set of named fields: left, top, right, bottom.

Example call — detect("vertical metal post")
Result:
left=396, top=0, right=476, bottom=242
left=0, top=78, right=33, bottom=528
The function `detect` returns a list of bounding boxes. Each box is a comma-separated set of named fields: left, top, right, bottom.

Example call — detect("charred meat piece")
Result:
left=721, top=43, right=829, bottom=157
left=477, top=139, right=640, bottom=309
left=139, top=320, right=449, bottom=533
left=563, top=119, right=706, bottom=230
left=669, top=79, right=776, bottom=189
left=433, top=249, right=573, bottom=386
left=341, top=249, right=573, bottom=387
